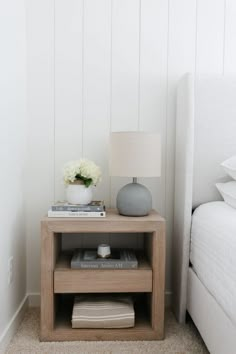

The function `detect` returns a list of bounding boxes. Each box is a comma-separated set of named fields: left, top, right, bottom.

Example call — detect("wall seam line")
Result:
left=109, top=0, right=113, bottom=209
left=53, top=0, right=56, bottom=203
left=138, top=0, right=142, bottom=131
left=222, top=0, right=226, bottom=75
left=81, top=0, right=85, bottom=157
left=164, top=0, right=170, bottom=221
left=194, top=0, right=198, bottom=77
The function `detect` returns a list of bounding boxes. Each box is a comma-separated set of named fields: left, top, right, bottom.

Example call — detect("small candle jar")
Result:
left=97, top=244, right=111, bottom=259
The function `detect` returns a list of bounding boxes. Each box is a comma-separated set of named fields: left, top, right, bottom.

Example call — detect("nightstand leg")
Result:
left=149, top=226, right=166, bottom=339
left=40, top=223, right=55, bottom=340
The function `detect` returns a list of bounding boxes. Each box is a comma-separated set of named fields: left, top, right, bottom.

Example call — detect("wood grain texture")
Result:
left=42, top=327, right=161, bottom=341
left=40, top=209, right=166, bottom=341
left=151, top=225, right=166, bottom=338
left=43, top=209, right=164, bottom=233
left=54, top=269, right=152, bottom=293
left=54, top=252, right=152, bottom=293
left=145, top=228, right=165, bottom=339
left=40, top=222, right=55, bottom=338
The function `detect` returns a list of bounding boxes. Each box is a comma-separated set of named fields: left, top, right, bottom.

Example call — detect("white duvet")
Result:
left=190, top=201, right=236, bottom=325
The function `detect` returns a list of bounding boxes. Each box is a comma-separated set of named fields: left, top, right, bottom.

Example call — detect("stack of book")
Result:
left=71, top=248, right=138, bottom=269
left=48, top=200, right=106, bottom=218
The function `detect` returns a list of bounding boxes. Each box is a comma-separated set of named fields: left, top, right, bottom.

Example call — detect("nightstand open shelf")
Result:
left=50, top=294, right=155, bottom=341
left=40, top=209, right=165, bottom=341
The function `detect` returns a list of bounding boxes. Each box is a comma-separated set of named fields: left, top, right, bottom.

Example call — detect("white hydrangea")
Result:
left=79, top=159, right=101, bottom=185
left=63, top=159, right=101, bottom=187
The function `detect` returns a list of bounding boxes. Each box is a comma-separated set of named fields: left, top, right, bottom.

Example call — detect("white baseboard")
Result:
left=0, top=295, right=28, bottom=354
left=27, top=291, right=173, bottom=308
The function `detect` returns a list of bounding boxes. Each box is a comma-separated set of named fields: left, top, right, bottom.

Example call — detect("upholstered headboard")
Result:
left=172, top=74, right=236, bottom=323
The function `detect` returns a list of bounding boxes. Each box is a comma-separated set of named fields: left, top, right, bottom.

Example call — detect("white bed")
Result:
left=172, top=74, right=236, bottom=354
left=190, top=201, right=236, bottom=326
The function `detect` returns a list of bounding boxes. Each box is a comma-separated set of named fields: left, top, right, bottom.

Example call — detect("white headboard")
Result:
left=172, top=74, right=236, bottom=323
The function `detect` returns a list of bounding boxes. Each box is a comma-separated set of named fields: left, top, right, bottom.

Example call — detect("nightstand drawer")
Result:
left=54, top=268, right=152, bottom=293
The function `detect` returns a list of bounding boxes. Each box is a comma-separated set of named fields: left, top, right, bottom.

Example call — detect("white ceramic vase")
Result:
left=66, top=182, right=93, bottom=205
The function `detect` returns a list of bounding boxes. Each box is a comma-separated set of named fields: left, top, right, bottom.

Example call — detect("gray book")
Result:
left=71, top=249, right=138, bottom=269
left=51, top=200, right=105, bottom=212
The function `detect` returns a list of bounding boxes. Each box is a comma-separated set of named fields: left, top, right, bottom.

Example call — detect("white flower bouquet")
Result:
left=63, top=159, right=102, bottom=188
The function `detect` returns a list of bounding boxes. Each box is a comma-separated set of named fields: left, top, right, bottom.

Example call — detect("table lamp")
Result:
left=109, top=131, right=161, bottom=216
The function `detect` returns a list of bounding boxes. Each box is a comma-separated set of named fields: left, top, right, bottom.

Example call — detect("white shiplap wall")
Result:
left=26, top=0, right=236, bottom=296
left=0, top=0, right=27, bottom=346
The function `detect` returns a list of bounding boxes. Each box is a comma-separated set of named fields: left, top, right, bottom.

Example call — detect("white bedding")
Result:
left=190, top=201, right=236, bottom=325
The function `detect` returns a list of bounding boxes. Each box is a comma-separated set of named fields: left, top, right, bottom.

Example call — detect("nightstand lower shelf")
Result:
left=41, top=294, right=161, bottom=341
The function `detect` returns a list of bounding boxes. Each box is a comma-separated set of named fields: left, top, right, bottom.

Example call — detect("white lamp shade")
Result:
left=109, top=132, right=161, bottom=177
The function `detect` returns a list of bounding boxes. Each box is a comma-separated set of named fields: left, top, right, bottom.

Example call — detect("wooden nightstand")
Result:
left=40, top=209, right=165, bottom=341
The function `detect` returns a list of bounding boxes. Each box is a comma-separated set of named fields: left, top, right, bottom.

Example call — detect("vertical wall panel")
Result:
left=83, top=0, right=111, bottom=205
left=196, top=0, right=225, bottom=74
left=166, top=0, right=197, bottom=290
left=82, top=0, right=111, bottom=247
left=110, top=0, right=140, bottom=210
left=139, top=0, right=168, bottom=217
left=139, top=0, right=168, bottom=133
left=224, top=0, right=236, bottom=73
left=110, top=0, right=140, bottom=248
left=26, top=0, right=54, bottom=292
left=111, top=0, right=140, bottom=132
left=54, top=0, right=83, bottom=201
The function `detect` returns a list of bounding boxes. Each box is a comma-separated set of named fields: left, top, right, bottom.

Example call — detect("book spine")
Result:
left=48, top=211, right=106, bottom=218
left=51, top=206, right=104, bottom=212
left=71, top=261, right=138, bottom=269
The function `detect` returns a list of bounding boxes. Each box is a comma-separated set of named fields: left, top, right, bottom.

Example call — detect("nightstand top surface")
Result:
left=41, top=209, right=165, bottom=233
left=42, top=208, right=165, bottom=223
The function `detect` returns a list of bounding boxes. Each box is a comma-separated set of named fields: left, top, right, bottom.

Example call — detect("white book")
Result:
left=48, top=209, right=106, bottom=218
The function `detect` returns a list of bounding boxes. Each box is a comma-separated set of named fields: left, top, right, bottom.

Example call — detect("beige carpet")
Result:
left=6, top=309, right=208, bottom=354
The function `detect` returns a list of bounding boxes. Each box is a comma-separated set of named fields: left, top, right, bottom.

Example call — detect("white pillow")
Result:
left=216, top=181, right=236, bottom=209
left=221, top=155, right=236, bottom=180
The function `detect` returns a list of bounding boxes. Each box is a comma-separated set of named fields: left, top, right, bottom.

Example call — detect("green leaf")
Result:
left=84, top=178, right=92, bottom=188
left=75, top=174, right=92, bottom=188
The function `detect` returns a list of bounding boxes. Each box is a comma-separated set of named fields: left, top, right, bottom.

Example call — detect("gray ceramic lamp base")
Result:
left=117, top=181, right=152, bottom=216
